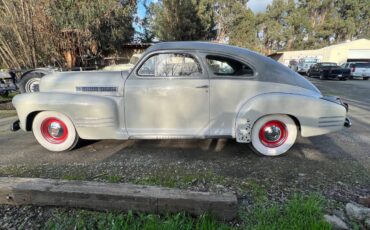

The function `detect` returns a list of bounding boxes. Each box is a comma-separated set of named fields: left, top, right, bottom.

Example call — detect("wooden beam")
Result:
left=0, top=177, right=237, bottom=220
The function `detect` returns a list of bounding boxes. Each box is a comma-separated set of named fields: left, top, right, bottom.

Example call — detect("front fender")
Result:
left=235, top=93, right=346, bottom=141
left=12, top=92, right=125, bottom=139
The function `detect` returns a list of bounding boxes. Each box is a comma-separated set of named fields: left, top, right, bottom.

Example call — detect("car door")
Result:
left=124, top=52, right=210, bottom=137
left=312, top=64, right=320, bottom=75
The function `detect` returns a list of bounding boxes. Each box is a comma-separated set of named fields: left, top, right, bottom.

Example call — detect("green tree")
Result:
left=0, top=0, right=137, bottom=69
left=49, top=0, right=137, bottom=68
left=149, top=0, right=211, bottom=41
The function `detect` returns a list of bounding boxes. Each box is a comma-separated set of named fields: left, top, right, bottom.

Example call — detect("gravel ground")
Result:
left=0, top=77, right=369, bottom=228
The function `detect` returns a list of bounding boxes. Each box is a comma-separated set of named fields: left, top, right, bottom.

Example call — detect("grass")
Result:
left=45, top=211, right=231, bottom=230
left=44, top=194, right=331, bottom=230
left=241, top=194, right=331, bottom=230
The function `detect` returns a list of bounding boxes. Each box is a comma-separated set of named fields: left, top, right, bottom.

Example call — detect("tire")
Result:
left=363, top=77, right=369, bottom=80
left=319, top=73, right=326, bottom=80
left=0, top=90, right=8, bottom=97
left=339, top=77, right=346, bottom=81
left=249, top=115, right=297, bottom=156
left=32, top=111, right=79, bottom=152
left=19, top=71, right=48, bottom=93
left=349, top=76, right=354, bottom=80
left=307, top=72, right=311, bottom=78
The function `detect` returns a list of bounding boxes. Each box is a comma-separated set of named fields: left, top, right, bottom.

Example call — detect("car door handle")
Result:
left=195, top=85, right=209, bottom=89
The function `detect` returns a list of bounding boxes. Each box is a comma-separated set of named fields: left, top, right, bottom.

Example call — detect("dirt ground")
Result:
left=0, top=77, right=369, bottom=226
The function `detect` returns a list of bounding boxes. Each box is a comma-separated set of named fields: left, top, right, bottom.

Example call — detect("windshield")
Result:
left=356, top=63, right=370, bottom=68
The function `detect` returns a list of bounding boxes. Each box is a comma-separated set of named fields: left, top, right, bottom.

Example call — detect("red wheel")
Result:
left=250, top=115, right=297, bottom=156
left=258, top=120, right=288, bottom=148
left=32, top=111, right=79, bottom=152
left=40, top=118, right=69, bottom=144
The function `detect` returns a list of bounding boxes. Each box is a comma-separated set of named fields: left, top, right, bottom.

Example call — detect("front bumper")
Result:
left=344, top=117, right=352, bottom=128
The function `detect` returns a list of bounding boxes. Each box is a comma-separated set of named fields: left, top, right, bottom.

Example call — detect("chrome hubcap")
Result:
left=25, top=78, right=40, bottom=92
left=263, top=126, right=282, bottom=142
left=48, top=122, right=64, bottom=138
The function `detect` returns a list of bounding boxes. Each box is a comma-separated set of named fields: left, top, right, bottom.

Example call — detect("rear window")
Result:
left=206, top=55, right=254, bottom=77
left=355, top=63, right=370, bottom=68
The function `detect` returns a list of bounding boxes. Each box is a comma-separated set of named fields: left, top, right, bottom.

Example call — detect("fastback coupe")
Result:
left=12, top=42, right=351, bottom=156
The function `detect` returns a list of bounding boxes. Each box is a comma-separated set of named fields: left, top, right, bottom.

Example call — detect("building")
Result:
left=268, top=39, right=370, bottom=66
left=104, top=43, right=152, bottom=66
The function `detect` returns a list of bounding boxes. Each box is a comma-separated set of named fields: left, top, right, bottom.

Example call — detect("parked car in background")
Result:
left=307, top=62, right=350, bottom=80
left=12, top=42, right=351, bottom=156
left=103, top=53, right=142, bottom=71
left=297, top=58, right=319, bottom=74
left=288, top=60, right=298, bottom=72
left=341, top=62, right=370, bottom=80
left=0, top=70, right=17, bottom=97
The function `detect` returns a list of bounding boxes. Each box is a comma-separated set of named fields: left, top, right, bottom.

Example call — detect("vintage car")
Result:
left=11, top=42, right=351, bottom=156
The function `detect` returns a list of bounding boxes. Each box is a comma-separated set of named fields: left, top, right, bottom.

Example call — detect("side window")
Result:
left=138, top=53, right=202, bottom=77
left=206, top=55, right=254, bottom=77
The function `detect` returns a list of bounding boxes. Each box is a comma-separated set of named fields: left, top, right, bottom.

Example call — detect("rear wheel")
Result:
left=32, top=111, right=79, bottom=152
left=319, top=73, right=326, bottom=80
left=249, top=115, right=297, bottom=156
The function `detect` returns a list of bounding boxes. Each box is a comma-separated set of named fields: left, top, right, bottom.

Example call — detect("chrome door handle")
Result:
left=195, top=85, right=209, bottom=89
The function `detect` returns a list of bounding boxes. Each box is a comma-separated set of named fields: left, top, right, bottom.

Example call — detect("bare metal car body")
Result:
left=12, top=42, right=350, bottom=155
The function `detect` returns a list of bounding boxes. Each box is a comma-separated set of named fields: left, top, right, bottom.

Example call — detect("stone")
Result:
left=324, top=214, right=348, bottom=230
left=345, top=203, right=370, bottom=221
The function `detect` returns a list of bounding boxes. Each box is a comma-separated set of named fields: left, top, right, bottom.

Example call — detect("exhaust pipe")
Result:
left=344, top=117, right=352, bottom=128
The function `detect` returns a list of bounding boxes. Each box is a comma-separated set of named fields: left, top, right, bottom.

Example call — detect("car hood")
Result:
left=40, top=71, right=129, bottom=96
left=103, top=64, right=135, bottom=71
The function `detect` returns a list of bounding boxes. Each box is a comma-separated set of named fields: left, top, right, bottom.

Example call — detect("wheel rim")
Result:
left=25, top=78, right=40, bottom=92
left=41, top=117, right=68, bottom=144
left=259, top=120, right=288, bottom=148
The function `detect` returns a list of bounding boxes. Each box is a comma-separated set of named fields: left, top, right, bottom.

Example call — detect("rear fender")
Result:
left=235, top=93, right=346, bottom=142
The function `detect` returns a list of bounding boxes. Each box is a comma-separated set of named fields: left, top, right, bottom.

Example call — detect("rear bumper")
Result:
left=327, top=73, right=350, bottom=78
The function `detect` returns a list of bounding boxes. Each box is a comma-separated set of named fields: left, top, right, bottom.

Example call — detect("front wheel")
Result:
left=32, top=111, right=79, bottom=152
left=363, top=77, right=369, bottom=80
left=249, top=115, right=297, bottom=156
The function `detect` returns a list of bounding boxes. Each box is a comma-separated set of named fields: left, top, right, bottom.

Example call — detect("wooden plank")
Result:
left=0, top=177, right=237, bottom=220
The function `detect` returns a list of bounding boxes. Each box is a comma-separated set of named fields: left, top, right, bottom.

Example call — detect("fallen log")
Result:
left=0, top=177, right=237, bottom=220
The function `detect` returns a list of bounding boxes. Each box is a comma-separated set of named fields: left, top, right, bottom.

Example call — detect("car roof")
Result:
left=143, top=41, right=320, bottom=94
left=146, top=41, right=259, bottom=57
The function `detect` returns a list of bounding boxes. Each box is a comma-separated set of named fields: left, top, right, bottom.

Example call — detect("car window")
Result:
left=206, top=55, right=254, bottom=77
left=355, top=63, right=370, bottom=68
left=138, top=53, right=202, bottom=77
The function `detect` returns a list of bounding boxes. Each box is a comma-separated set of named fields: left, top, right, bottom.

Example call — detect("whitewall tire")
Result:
left=32, top=111, right=79, bottom=152
left=250, top=115, right=297, bottom=156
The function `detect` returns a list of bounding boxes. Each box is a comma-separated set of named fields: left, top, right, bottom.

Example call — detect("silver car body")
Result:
left=13, top=42, right=348, bottom=143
